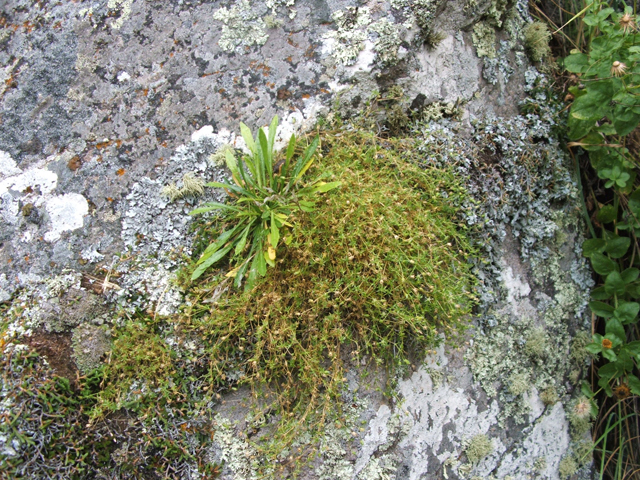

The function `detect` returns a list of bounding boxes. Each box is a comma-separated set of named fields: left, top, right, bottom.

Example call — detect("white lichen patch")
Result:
left=107, top=0, right=133, bottom=30
left=43, top=193, right=89, bottom=242
left=322, top=7, right=373, bottom=66
left=213, top=1, right=269, bottom=54
left=211, top=415, right=268, bottom=480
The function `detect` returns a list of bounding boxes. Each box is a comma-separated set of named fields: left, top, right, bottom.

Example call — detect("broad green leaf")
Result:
left=570, top=80, right=613, bottom=121
left=591, top=286, right=611, bottom=300
left=628, top=375, right=640, bottom=396
left=289, top=136, right=319, bottom=188
left=563, top=52, right=589, bottom=73
left=628, top=188, right=640, bottom=216
left=597, top=205, right=617, bottom=223
left=614, top=301, right=640, bottom=324
left=191, top=244, right=233, bottom=280
left=605, top=318, right=626, bottom=343
left=602, top=347, right=617, bottom=362
left=626, top=340, right=640, bottom=356
left=604, top=235, right=630, bottom=259
left=620, top=268, right=639, bottom=284
left=568, top=115, right=597, bottom=140
left=604, top=271, right=626, bottom=295
left=590, top=300, right=615, bottom=318
left=597, top=362, right=620, bottom=380
left=240, top=122, right=257, bottom=154
left=286, top=134, right=296, bottom=162
left=613, top=104, right=640, bottom=136
left=312, top=181, right=343, bottom=193
left=585, top=342, right=602, bottom=354
left=582, top=238, right=606, bottom=257
left=591, top=252, right=618, bottom=275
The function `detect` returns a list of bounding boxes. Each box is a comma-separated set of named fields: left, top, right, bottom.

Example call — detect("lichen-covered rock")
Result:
left=0, top=0, right=595, bottom=478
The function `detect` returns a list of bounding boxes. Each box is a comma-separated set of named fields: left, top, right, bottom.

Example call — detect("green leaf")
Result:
left=191, top=244, right=233, bottom=280
left=590, top=300, right=615, bottom=318
left=605, top=318, right=626, bottom=343
left=628, top=188, right=640, bottom=216
left=591, top=252, right=618, bottom=275
left=570, top=80, right=613, bottom=121
left=591, top=286, right=611, bottom=300
left=189, top=201, right=241, bottom=215
left=240, top=122, right=257, bottom=154
left=582, top=238, right=606, bottom=257
left=585, top=342, right=602, bottom=354
left=614, top=301, right=640, bottom=324
left=270, top=211, right=280, bottom=248
left=563, top=52, right=589, bottom=73
left=598, top=362, right=620, bottom=380
left=258, top=127, right=272, bottom=186
left=605, top=271, right=626, bottom=295
left=597, top=205, right=617, bottom=224
left=289, top=136, right=319, bottom=189
left=626, top=340, right=640, bottom=356
left=613, top=104, right=640, bottom=136
left=234, top=257, right=251, bottom=289
left=620, top=268, right=639, bottom=284
left=235, top=223, right=253, bottom=256
left=267, top=115, right=278, bottom=154
left=602, top=347, right=617, bottom=362
left=628, top=375, right=640, bottom=396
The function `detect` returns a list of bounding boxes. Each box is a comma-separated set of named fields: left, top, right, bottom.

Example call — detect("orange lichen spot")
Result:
left=68, top=156, right=82, bottom=171
left=116, top=168, right=126, bottom=176
left=23, top=186, right=33, bottom=194
left=267, top=82, right=275, bottom=89
left=143, top=88, right=149, bottom=96
left=161, top=141, right=168, bottom=147
left=310, top=79, right=316, bottom=84
left=320, top=88, right=330, bottom=94
left=219, top=88, right=226, bottom=94
left=302, top=93, right=310, bottom=99
left=107, top=197, right=114, bottom=202
left=170, top=52, right=174, bottom=57
left=24, top=255, right=29, bottom=262
left=115, top=140, right=123, bottom=148
left=286, top=56, right=293, bottom=63
left=96, top=141, right=111, bottom=149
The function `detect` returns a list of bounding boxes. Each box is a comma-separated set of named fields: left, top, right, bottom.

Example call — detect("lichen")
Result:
left=524, top=327, right=548, bottom=358
left=558, top=455, right=578, bottom=479
left=213, top=1, right=269, bottom=54
left=71, top=324, right=111, bottom=374
left=323, top=7, right=372, bottom=66
left=524, top=21, right=552, bottom=63
left=371, top=18, right=404, bottom=66
left=464, top=434, right=493, bottom=464
left=472, top=22, right=497, bottom=58
left=507, top=372, right=531, bottom=396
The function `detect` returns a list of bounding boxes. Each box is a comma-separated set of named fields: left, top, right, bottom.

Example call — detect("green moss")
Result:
left=464, top=434, right=493, bottom=464
left=189, top=126, right=475, bottom=432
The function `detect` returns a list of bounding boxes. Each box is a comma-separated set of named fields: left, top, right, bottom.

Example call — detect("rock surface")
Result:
left=0, top=0, right=594, bottom=479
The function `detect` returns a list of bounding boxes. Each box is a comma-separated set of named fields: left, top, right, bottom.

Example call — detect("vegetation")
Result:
left=184, top=124, right=476, bottom=444
left=541, top=0, right=640, bottom=477
left=189, top=116, right=340, bottom=288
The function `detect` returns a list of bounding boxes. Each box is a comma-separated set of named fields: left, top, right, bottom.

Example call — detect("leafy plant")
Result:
left=189, top=116, right=340, bottom=290
left=558, top=1, right=640, bottom=478
left=563, top=0, right=640, bottom=398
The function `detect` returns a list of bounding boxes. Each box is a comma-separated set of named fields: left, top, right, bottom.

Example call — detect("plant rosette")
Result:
left=189, top=116, right=341, bottom=290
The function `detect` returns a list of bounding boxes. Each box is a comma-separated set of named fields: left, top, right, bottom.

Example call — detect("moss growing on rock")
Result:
left=524, top=21, right=552, bottom=63
left=188, top=126, right=476, bottom=426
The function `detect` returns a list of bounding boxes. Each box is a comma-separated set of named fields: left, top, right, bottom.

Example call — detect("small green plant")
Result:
left=524, top=21, right=552, bottom=63
left=189, top=116, right=340, bottom=289
left=558, top=1, right=640, bottom=478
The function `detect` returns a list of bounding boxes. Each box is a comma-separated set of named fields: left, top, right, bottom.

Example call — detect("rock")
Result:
left=0, top=0, right=594, bottom=478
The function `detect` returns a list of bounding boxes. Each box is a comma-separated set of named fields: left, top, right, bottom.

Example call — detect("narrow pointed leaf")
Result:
left=240, top=122, right=256, bottom=154
left=270, top=211, right=280, bottom=248
left=191, top=245, right=233, bottom=280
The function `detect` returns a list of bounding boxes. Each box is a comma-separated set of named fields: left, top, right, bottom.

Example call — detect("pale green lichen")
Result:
left=533, top=456, right=547, bottom=471
left=371, top=18, right=403, bottom=66
left=558, top=455, right=578, bottom=479
left=472, top=22, right=497, bottom=58
left=422, top=101, right=461, bottom=122
left=524, top=21, right=551, bottom=63
left=213, top=1, right=269, bottom=53
left=540, top=386, right=559, bottom=405
left=464, top=434, right=493, bottom=464
left=71, top=324, right=112, bottom=374
left=507, top=371, right=530, bottom=396
left=209, top=144, right=234, bottom=167
left=161, top=173, right=205, bottom=202
left=323, top=7, right=372, bottom=66
left=524, top=327, right=548, bottom=358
